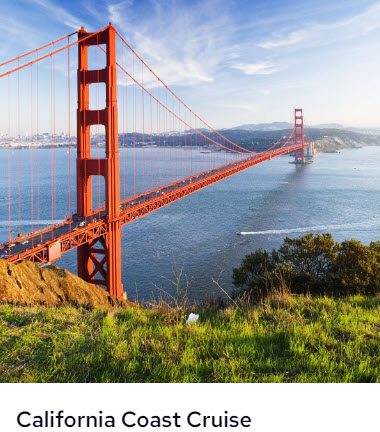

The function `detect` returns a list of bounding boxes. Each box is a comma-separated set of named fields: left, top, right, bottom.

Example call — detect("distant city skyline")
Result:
left=1, top=0, right=380, bottom=130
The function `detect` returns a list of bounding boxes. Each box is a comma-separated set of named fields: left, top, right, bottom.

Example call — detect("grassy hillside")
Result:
left=0, top=294, right=379, bottom=383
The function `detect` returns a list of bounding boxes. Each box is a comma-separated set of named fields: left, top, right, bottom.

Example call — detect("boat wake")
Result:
left=238, top=221, right=380, bottom=236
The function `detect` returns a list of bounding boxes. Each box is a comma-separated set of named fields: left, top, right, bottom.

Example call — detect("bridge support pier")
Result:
left=304, top=141, right=315, bottom=160
left=76, top=24, right=124, bottom=298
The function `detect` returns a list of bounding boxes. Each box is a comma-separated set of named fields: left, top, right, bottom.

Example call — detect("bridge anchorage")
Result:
left=0, top=23, right=315, bottom=299
left=292, top=108, right=314, bottom=164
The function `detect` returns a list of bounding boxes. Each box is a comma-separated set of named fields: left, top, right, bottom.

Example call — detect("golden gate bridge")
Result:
left=0, top=24, right=314, bottom=298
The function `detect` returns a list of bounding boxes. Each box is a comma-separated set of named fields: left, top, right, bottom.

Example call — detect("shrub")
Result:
left=330, top=240, right=380, bottom=295
left=232, top=249, right=277, bottom=303
left=232, top=234, right=380, bottom=303
left=278, top=233, right=337, bottom=294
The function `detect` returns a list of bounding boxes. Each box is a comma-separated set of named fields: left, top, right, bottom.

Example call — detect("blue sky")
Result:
left=1, top=0, right=380, bottom=129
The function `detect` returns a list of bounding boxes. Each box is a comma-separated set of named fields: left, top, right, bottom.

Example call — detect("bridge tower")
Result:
left=293, top=108, right=305, bottom=163
left=76, top=24, right=124, bottom=298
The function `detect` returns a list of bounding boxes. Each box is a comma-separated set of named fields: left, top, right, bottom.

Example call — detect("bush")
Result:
left=330, top=240, right=380, bottom=295
left=232, top=249, right=277, bottom=303
left=232, top=234, right=380, bottom=303
left=278, top=233, right=337, bottom=294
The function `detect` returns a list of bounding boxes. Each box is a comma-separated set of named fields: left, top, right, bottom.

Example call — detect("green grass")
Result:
left=0, top=294, right=379, bottom=382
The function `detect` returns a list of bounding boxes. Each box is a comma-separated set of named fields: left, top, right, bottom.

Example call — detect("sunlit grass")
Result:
left=0, top=294, right=379, bottom=383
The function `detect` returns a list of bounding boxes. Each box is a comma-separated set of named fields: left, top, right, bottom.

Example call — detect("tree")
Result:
left=232, top=249, right=277, bottom=303
left=277, top=233, right=337, bottom=294
left=331, top=240, right=380, bottom=295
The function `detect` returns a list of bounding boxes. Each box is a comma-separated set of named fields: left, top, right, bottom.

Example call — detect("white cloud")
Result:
left=30, top=0, right=84, bottom=30
left=310, top=1, right=380, bottom=43
left=257, top=1, right=380, bottom=52
left=258, top=30, right=308, bottom=49
left=232, top=61, right=284, bottom=75
left=0, top=17, right=39, bottom=51
left=108, top=1, right=133, bottom=26
left=107, top=0, right=235, bottom=87
left=218, top=102, right=254, bottom=111
left=332, top=1, right=380, bottom=34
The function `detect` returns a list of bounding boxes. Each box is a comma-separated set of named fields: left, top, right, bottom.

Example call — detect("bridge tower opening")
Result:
left=76, top=24, right=124, bottom=298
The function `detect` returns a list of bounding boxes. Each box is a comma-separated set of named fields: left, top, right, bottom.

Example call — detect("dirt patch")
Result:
left=0, top=260, right=134, bottom=308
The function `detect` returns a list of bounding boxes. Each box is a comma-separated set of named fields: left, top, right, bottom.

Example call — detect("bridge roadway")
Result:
left=1, top=143, right=303, bottom=264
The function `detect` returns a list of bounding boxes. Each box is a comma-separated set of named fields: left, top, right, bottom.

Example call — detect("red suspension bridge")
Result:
left=0, top=24, right=314, bottom=298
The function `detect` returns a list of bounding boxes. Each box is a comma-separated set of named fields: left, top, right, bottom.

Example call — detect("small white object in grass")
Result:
left=186, top=313, right=199, bottom=324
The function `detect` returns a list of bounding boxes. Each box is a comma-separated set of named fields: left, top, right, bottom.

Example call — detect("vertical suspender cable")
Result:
left=184, top=108, right=187, bottom=178
left=175, top=95, right=178, bottom=179
left=30, top=64, right=34, bottom=238
left=141, top=60, right=145, bottom=192
left=133, top=53, right=137, bottom=196
left=67, top=35, right=72, bottom=221
left=171, top=93, right=175, bottom=181
left=7, top=76, right=11, bottom=244
left=17, top=61, right=21, bottom=236
left=97, top=33, right=101, bottom=215
left=53, top=49, right=56, bottom=223
left=180, top=104, right=183, bottom=179
left=157, top=94, right=160, bottom=186
left=191, top=113, right=194, bottom=176
left=121, top=45, right=126, bottom=199
left=50, top=48, right=53, bottom=235
left=36, top=52, right=41, bottom=243
left=150, top=88, right=153, bottom=189
left=125, top=44, right=129, bottom=199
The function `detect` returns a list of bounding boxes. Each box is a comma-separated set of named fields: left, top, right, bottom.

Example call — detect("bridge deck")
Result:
left=2, top=144, right=302, bottom=264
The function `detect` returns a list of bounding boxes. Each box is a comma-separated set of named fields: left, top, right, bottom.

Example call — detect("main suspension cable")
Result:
left=115, top=30, right=253, bottom=154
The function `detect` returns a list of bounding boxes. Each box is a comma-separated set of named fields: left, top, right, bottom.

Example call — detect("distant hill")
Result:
left=231, top=122, right=346, bottom=131
left=117, top=124, right=380, bottom=154
left=231, top=122, right=380, bottom=135
left=215, top=127, right=380, bottom=153
left=313, top=123, right=345, bottom=129
left=344, top=127, right=380, bottom=135
left=231, top=122, right=292, bottom=131
left=305, top=127, right=380, bottom=153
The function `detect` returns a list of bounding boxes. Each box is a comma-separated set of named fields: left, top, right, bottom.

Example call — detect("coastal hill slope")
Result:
left=218, top=126, right=380, bottom=153
left=0, top=260, right=132, bottom=308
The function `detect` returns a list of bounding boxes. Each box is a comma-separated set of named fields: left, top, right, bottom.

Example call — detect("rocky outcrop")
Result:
left=314, top=136, right=365, bottom=153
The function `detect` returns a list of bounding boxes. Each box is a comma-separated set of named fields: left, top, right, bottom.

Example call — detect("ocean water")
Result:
left=1, top=146, right=379, bottom=301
